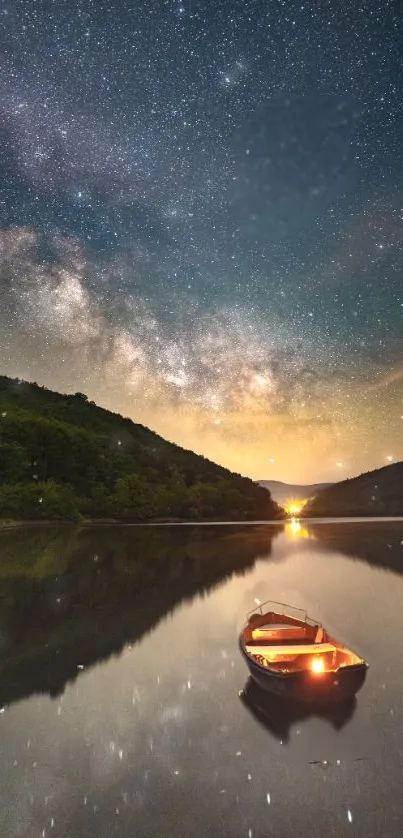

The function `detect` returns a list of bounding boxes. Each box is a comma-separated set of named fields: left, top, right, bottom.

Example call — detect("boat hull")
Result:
left=239, top=636, right=367, bottom=705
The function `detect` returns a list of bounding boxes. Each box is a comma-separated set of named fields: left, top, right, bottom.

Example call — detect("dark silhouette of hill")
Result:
left=304, top=462, right=403, bottom=517
left=0, top=523, right=282, bottom=708
left=0, top=375, right=282, bottom=522
left=309, top=520, right=403, bottom=573
left=259, top=479, right=333, bottom=505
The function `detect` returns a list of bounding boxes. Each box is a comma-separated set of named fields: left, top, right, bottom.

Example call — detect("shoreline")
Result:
left=0, top=516, right=281, bottom=531
left=1, top=515, right=403, bottom=531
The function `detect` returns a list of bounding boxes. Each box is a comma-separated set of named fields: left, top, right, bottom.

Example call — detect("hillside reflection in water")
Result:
left=1, top=519, right=403, bottom=837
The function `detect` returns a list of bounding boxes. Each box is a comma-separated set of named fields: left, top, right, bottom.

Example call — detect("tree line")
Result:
left=0, top=376, right=282, bottom=522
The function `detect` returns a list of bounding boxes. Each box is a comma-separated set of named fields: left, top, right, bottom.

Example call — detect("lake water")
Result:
left=1, top=519, right=403, bottom=837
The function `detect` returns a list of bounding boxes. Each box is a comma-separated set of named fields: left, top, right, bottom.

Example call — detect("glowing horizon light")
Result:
left=287, top=503, right=303, bottom=516
left=311, top=657, right=325, bottom=674
left=336, top=461, right=343, bottom=468
left=386, top=455, right=393, bottom=462
left=284, top=498, right=308, bottom=517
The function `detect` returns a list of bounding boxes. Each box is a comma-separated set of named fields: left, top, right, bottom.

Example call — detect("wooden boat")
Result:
left=239, top=600, right=368, bottom=704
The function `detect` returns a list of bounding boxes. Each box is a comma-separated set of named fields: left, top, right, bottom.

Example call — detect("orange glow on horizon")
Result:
left=284, top=498, right=308, bottom=517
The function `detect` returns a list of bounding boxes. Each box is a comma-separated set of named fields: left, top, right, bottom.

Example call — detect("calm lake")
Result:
left=1, top=519, right=403, bottom=837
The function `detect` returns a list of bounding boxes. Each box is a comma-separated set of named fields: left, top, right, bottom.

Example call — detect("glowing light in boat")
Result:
left=311, top=657, right=325, bottom=674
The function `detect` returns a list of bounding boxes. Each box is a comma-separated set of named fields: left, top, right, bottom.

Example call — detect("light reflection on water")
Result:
left=0, top=520, right=403, bottom=837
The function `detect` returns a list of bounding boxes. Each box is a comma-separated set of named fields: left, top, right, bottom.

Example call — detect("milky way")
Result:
left=1, top=0, right=402, bottom=481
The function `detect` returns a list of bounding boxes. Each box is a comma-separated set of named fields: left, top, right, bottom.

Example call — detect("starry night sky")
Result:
left=1, top=0, right=402, bottom=482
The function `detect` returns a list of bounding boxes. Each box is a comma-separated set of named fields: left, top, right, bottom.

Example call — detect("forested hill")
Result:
left=303, top=461, right=403, bottom=517
left=0, top=376, right=282, bottom=522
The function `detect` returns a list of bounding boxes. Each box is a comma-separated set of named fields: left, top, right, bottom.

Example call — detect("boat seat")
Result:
left=246, top=642, right=335, bottom=658
left=249, top=623, right=317, bottom=644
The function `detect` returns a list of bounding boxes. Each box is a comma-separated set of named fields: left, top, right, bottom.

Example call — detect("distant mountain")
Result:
left=258, top=480, right=333, bottom=505
left=0, top=375, right=282, bottom=522
left=303, top=462, right=403, bottom=517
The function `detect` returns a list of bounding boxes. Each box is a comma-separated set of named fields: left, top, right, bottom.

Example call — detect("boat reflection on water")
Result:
left=239, top=677, right=357, bottom=745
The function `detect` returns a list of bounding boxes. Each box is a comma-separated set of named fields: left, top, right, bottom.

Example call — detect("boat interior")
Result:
left=242, top=609, right=365, bottom=674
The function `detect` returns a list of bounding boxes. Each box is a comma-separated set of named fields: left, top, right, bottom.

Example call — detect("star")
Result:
left=0, top=0, right=401, bottom=482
